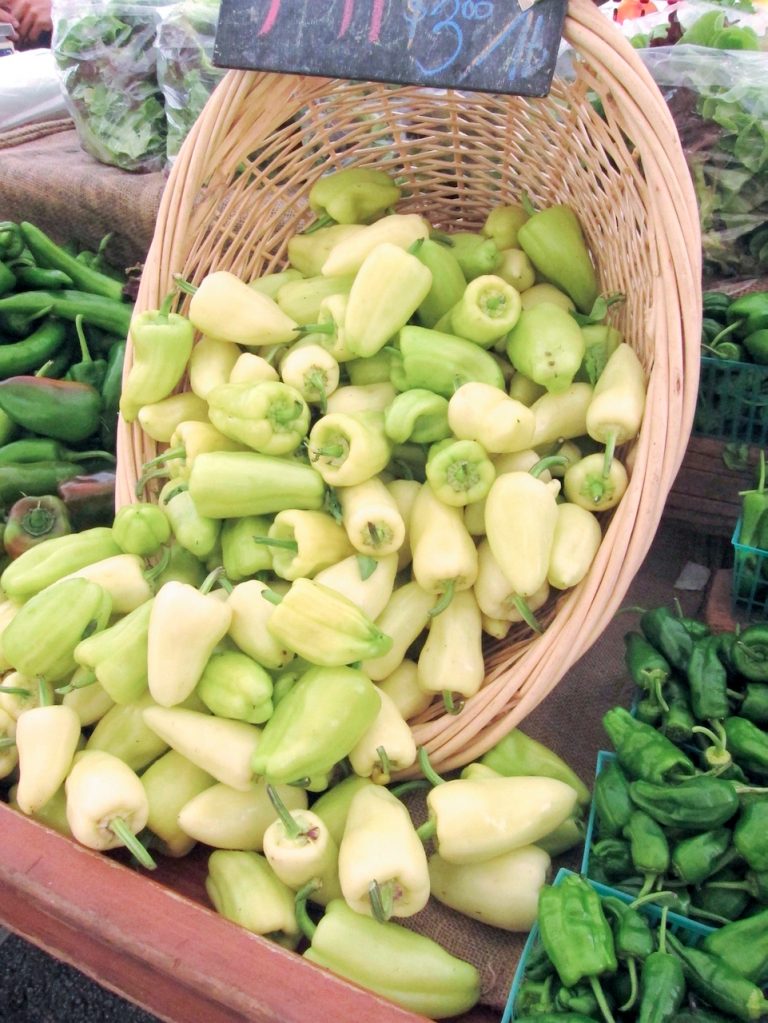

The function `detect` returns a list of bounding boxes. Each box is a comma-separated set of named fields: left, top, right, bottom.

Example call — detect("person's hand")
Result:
left=0, top=5, right=20, bottom=40
left=8, top=0, right=51, bottom=43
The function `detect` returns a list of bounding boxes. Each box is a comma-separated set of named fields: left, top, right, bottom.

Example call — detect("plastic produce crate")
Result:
left=731, top=516, right=768, bottom=619
left=503, top=867, right=714, bottom=1023
left=693, top=355, right=768, bottom=447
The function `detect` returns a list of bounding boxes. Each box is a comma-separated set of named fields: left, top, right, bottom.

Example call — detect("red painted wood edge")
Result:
left=0, top=803, right=433, bottom=1023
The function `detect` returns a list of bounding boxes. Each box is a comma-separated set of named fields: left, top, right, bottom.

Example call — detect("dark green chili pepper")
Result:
left=670, top=828, right=732, bottom=885
left=628, top=776, right=740, bottom=830
left=723, top=716, right=768, bottom=772
left=661, top=680, right=695, bottom=744
left=522, top=940, right=556, bottom=982
left=639, top=607, right=694, bottom=672
left=601, top=896, right=654, bottom=1013
left=686, top=634, right=729, bottom=721
left=15, top=266, right=74, bottom=291
left=590, top=838, right=635, bottom=881
left=672, top=1010, right=734, bottom=1023
left=19, top=222, right=125, bottom=303
left=602, top=706, right=696, bottom=784
left=0, top=461, right=82, bottom=508
left=65, top=315, right=108, bottom=391
left=702, top=291, right=732, bottom=321
left=731, top=625, right=768, bottom=682
left=593, top=757, right=633, bottom=839
left=624, top=810, right=670, bottom=897
left=702, top=907, right=768, bottom=986
left=0, top=260, right=16, bottom=296
left=555, top=985, right=601, bottom=1018
left=666, top=932, right=768, bottom=1022
left=0, top=439, right=114, bottom=468
left=98, top=338, right=125, bottom=452
left=624, top=631, right=671, bottom=709
left=537, top=874, right=617, bottom=1023
left=635, top=697, right=663, bottom=725
left=637, top=908, right=686, bottom=1023
left=0, top=289, right=131, bottom=337
left=739, top=684, right=768, bottom=724
left=0, top=222, right=25, bottom=261
left=0, top=375, right=102, bottom=444
left=733, top=798, right=768, bottom=872
left=0, top=319, right=68, bottom=378
left=0, top=303, right=53, bottom=338
left=727, top=292, right=768, bottom=336
left=692, top=866, right=752, bottom=923
left=515, top=978, right=556, bottom=1017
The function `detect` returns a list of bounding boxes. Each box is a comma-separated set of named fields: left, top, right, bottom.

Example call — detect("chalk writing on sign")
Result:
left=215, top=0, right=567, bottom=98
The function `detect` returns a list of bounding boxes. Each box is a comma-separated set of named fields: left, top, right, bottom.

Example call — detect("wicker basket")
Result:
left=116, top=0, right=702, bottom=774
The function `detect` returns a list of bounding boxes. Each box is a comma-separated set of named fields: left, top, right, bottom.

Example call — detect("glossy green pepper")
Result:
left=671, top=828, right=732, bottom=885
left=666, top=933, right=768, bottom=1023
left=624, top=809, right=670, bottom=893
left=300, top=896, right=480, bottom=1019
left=517, top=204, right=599, bottom=313
left=727, top=292, right=768, bottom=336
left=603, top=706, right=696, bottom=784
left=187, top=451, right=326, bottom=519
left=506, top=303, right=585, bottom=393
left=396, top=324, right=505, bottom=397
left=160, top=483, right=220, bottom=560
left=112, top=502, right=171, bottom=557
left=73, top=599, right=153, bottom=705
left=251, top=664, right=380, bottom=784
left=724, top=715, right=768, bottom=773
left=0, top=526, right=121, bottom=598
left=207, top=380, right=310, bottom=456
left=480, top=728, right=590, bottom=807
left=206, top=849, right=299, bottom=948
left=686, top=635, right=729, bottom=720
left=441, top=231, right=501, bottom=281
left=3, top=577, right=112, bottom=683
left=0, top=375, right=103, bottom=444
left=197, top=649, right=273, bottom=724
left=85, top=691, right=170, bottom=772
left=629, top=776, right=740, bottom=830
left=308, top=167, right=400, bottom=226
left=592, top=757, right=633, bottom=837
left=411, top=238, right=467, bottom=328
left=702, top=908, right=768, bottom=986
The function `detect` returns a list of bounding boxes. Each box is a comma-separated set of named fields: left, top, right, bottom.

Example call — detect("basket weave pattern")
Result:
left=117, top=0, right=702, bottom=773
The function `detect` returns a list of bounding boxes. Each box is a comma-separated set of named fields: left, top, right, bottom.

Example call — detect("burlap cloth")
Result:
left=0, top=123, right=165, bottom=271
left=395, top=517, right=714, bottom=1015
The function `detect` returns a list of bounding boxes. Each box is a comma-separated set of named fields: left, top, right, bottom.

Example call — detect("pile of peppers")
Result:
left=0, top=509, right=590, bottom=1018
left=701, top=289, right=768, bottom=366
left=514, top=870, right=768, bottom=1023
left=585, top=604, right=768, bottom=930
left=0, top=220, right=134, bottom=544
left=733, top=451, right=768, bottom=612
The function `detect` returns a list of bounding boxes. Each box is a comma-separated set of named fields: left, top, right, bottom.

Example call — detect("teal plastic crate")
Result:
left=694, top=355, right=768, bottom=446
left=732, top=516, right=768, bottom=618
left=503, top=867, right=714, bottom=1023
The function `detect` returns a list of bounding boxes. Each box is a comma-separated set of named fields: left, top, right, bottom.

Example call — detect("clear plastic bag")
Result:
left=156, top=0, right=225, bottom=166
left=0, top=49, right=69, bottom=131
left=51, top=0, right=170, bottom=173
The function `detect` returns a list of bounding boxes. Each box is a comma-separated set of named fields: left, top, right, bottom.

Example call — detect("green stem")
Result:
left=619, top=958, right=638, bottom=1013
left=376, top=745, right=392, bottom=781
left=428, top=579, right=455, bottom=618
left=37, top=678, right=51, bottom=707
left=144, top=545, right=172, bottom=584
left=442, top=690, right=464, bottom=715
left=55, top=669, right=96, bottom=696
left=267, top=784, right=304, bottom=841
left=0, top=737, right=16, bottom=749
left=109, top=817, right=157, bottom=870
left=261, top=588, right=283, bottom=606
left=295, top=881, right=320, bottom=940
left=199, top=566, right=226, bottom=595
left=369, top=879, right=395, bottom=923
left=521, top=192, right=537, bottom=216
left=417, top=745, right=445, bottom=787
left=303, top=213, right=334, bottom=235
left=529, top=454, right=569, bottom=479
left=416, top=817, right=437, bottom=843
left=513, top=595, right=543, bottom=633
left=141, top=445, right=186, bottom=472
left=602, top=430, right=617, bottom=480
left=589, top=976, right=616, bottom=1023
left=658, top=905, right=669, bottom=955
left=252, top=537, right=299, bottom=552
left=389, top=779, right=432, bottom=799
left=74, top=314, right=93, bottom=364
left=173, top=275, right=196, bottom=296
left=0, top=686, right=31, bottom=697
left=135, top=465, right=173, bottom=498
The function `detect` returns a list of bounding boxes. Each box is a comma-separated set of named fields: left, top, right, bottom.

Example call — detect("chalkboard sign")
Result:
left=214, top=0, right=568, bottom=99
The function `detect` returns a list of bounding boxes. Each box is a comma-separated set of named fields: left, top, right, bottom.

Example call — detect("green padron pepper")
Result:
left=251, top=664, right=381, bottom=785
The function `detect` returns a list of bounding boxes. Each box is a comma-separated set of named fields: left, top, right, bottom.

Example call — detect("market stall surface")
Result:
left=0, top=517, right=724, bottom=1022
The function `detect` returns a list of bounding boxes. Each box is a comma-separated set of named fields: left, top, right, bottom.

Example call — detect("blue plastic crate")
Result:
left=503, top=867, right=715, bottom=1023
left=732, top=516, right=768, bottom=619
left=694, top=355, right=768, bottom=446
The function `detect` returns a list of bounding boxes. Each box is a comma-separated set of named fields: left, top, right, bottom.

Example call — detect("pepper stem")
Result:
left=417, top=745, right=446, bottom=787
left=374, top=745, right=392, bottom=785
left=199, top=566, right=226, bottom=595
left=109, top=817, right=157, bottom=870
left=251, top=537, right=300, bottom=552
left=135, top=466, right=173, bottom=498
left=294, top=322, right=335, bottom=336
left=619, top=958, right=638, bottom=1013
left=428, top=579, right=455, bottom=618
left=588, top=976, right=616, bottom=1023
left=55, top=669, right=97, bottom=696
left=602, top=431, right=617, bottom=480
left=74, top=314, right=93, bottom=364
left=295, top=881, right=321, bottom=940
left=658, top=905, right=669, bottom=955
left=416, top=818, right=437, bottom=843
left=266, top=784, right=305, bottom=842
left=0, top=685, right=31, bottom=697
left=529, top=454, right=569, bottom=479
left=303, top=213, right=334, bottom=235
left=144, top=545, right=172, bottom=584
left=0, top=737, right=16, bottom=749
left=369, top=880, right=395, bottom=923
left=261, top=588, right=283, bottom=606
left=389, top=779, right=431, bottom=799
left=442, top=690, right=464, bottom=715
left=37, top=678, right=51, bottom=707
left=513, top=595, right=543, bottom=634
left=141, top=446, right=186, bottom=472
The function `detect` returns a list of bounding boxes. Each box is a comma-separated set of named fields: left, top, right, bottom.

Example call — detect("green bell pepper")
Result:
left=396, top=324, right=505, bottom=397
left=251, top=664, right=381, bottom=784
left=517, top=204, right=599, bottom=313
